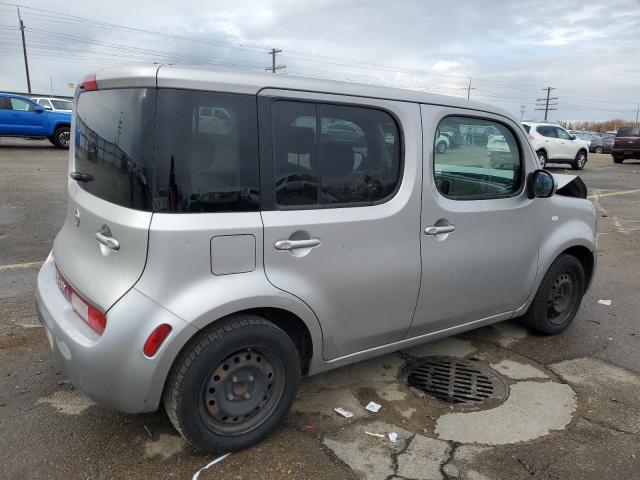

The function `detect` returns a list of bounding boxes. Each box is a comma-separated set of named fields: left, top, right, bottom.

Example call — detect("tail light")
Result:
left=55, top=264, right=106, bottom=335
left=143, top=324, right=172, bottom=357
left=79, top=74, right=98, bottom=92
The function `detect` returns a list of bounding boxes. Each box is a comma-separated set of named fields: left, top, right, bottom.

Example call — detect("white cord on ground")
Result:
left=192, top=453, right=231, bottom=480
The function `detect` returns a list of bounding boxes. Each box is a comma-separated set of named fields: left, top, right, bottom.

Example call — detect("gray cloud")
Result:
left=0, top=0, right=638, bottom=121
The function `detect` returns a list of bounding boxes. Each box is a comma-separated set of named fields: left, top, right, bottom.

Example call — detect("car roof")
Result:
left=521, top=122, right=563, bottom=127
left=0, top=92, right=36, bottom=102
left=32, top=97, right=72, bottom=101
left=91, top=64, right=516, bottom=122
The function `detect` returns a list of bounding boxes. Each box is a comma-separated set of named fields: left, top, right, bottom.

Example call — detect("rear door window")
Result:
left=154, top=89, right=260, bottom=213
left=74, top=88, right=156, bottom=211
left=272, top=101, right=401, bottom=208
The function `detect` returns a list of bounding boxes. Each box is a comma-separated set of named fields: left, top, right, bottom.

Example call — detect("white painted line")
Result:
left=0, top=261, right=43, bottom=271
left=587, top=188, right=640, bottom=199
left=192, top=453, right=230, bottom=480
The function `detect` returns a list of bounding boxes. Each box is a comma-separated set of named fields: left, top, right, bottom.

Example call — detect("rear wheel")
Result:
left=52, top=127, right=70, bottom=149
left=572, top=150, right=587, bottom=170
left=521, top=254, right=585, bottom=334
left=436, top=141, right=448, bottom=153
left=613, top=156, right=623, bottom=164
left=536, top=150, right=547, bottom=167
left=163, top=315, right=300, bottom=453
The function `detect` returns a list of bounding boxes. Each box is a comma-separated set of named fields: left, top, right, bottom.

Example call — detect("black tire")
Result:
left=594, top=146, right=603, bottom=154
left=572, top=150, right=587, bottom=170
left=436, top=141, right=447, bottom=154
left=163, top=315, right=300, bottom=453
left=613, top=156, right=623, bottom=164
left=52, top=126, right=70, bottom=149
left=536, top=150, right=547, bottom=168
left=521, top=254, right=585, bottom=335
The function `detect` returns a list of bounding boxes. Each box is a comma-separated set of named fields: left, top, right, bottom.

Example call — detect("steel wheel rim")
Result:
left=59, top=131, right=70, bottom=147
left=547, top=272, right=575, bottom=325
left=199, top=346, right=285, bottom=436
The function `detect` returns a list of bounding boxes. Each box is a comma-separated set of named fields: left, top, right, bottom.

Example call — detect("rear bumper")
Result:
left=36, top=253, right=198, bottom=413
left=612, top=148, right=640, bottom=157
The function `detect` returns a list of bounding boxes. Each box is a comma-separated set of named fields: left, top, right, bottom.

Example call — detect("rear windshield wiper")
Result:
left=70, top=171, right=95, bottom=183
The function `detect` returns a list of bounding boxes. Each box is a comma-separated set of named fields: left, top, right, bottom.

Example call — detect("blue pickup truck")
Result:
left=0, top=92, right=72, bottom=148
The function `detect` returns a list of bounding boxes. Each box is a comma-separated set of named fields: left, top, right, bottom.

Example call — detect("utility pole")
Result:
left=466, top=77, right=475, bottom=99
left=266, top=48, right=286, bottom=74
left=535, top=87, right=558, bottom=121
left=520, top=104, right=527, bottom=121
left=636, top=103, right=639, bottom=126
left=17, top=6, right=31, bottom=93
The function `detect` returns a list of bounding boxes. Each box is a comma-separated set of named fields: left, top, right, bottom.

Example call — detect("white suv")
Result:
left=522, top=122, right=589, bottom=169
left=32, top=97, right=73, bottom=113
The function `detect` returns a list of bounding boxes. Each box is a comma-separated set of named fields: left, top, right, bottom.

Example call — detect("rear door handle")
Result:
left=95, top=231, right=120, bottom=250
left=424, top=225, right=456, bottom=236
left=274, top=238, right=321, bottom=251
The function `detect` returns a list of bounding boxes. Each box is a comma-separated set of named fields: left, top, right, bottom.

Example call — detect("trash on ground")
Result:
left=598, top=299, right=612, bottom=306
left=334, top=407, right=354, bottom=418
left=388, top=432, right=398, bottom=443
left=364, top=431, right=385, bottom=438
left=303, top=424, right=314, bottom=431
left=192, top=453, right=231, bottom=480
left=365, top=401, right=382, bottom=413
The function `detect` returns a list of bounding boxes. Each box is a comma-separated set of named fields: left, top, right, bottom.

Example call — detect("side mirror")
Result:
left=43, top=105, right=53, bottom=111
left=527, top=169, right=554, bottom=199
left=570, top=134, right=577, bottom=140
left=34, top=106, right=45, bottom=113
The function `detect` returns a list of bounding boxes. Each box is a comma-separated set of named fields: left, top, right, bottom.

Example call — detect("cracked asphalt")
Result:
left=1, top=138, right=639, bottom=480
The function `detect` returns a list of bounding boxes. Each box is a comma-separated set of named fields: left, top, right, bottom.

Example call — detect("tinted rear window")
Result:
left=617, top=126, right=640, bottom=137
left=74, top=89, right=155, bottom=211
left=154, top=89, right=260, bottom=213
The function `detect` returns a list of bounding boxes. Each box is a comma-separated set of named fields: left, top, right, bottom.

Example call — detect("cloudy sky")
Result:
left=1, top=0, right=638, bottom=121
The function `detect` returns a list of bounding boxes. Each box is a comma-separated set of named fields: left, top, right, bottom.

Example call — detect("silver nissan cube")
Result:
left=36, top=65, right=597, bottom=453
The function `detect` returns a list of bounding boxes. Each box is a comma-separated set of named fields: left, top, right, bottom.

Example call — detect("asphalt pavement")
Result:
left=1, top=138, right=639, bottom=480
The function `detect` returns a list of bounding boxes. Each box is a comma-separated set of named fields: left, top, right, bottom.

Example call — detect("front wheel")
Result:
left=52, top=127, right=70, bottom=149
left=594, top=146, right=603, bottom=154
left=572, top=150, right=587, bottom=170
left=163, top=315, right=300, bottom=453
left=436, top=141, right=448, bottom=154
left=521, top=254, right=585, bottom=334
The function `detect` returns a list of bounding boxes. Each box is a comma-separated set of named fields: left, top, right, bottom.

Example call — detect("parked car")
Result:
left=36, top=66, right=597, bottom=454
left=0, top=92, right=71, bottom=147
left=522, top=122, right=589, bottom=169
left=574, top=131, right=604, bottom=154
left=612, top=125, right=640, bottom=163
left=601, top=133, right=615, bottom=154
left=32, top=97, right=73, bottom=113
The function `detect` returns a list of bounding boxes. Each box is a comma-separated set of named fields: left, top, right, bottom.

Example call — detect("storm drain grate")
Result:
left=406, top=356, right=507, bottom=405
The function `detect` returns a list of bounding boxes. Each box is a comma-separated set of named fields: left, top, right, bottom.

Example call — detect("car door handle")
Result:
left=274, top=238, right=321, bottom=251
left=95, top=231, right=120, bottom=250
left=424, top=225, right=456, bottom=235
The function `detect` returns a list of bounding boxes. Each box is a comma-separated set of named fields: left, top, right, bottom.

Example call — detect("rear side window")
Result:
left=272, top=101, right=401, bottom=208
left=536, top=126, right=557, bottom=138
left=154, top=90, right=260, bottom=213
left=617, top=126, right=640, bottom=137
left=74, top=88, right=156, bottom=211
left=434, top=116, right=521, bottom=200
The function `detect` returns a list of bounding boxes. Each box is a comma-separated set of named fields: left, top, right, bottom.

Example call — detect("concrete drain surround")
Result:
left=406, top=356, right=507, bottom=406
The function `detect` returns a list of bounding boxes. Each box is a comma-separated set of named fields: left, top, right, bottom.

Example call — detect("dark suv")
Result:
left=612, top=125, right=640, bottom=163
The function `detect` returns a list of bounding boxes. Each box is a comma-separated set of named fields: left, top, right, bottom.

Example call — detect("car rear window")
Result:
left=617, top=126, right=640, bottom=137
left=74, top=88, right=156, bottom=211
